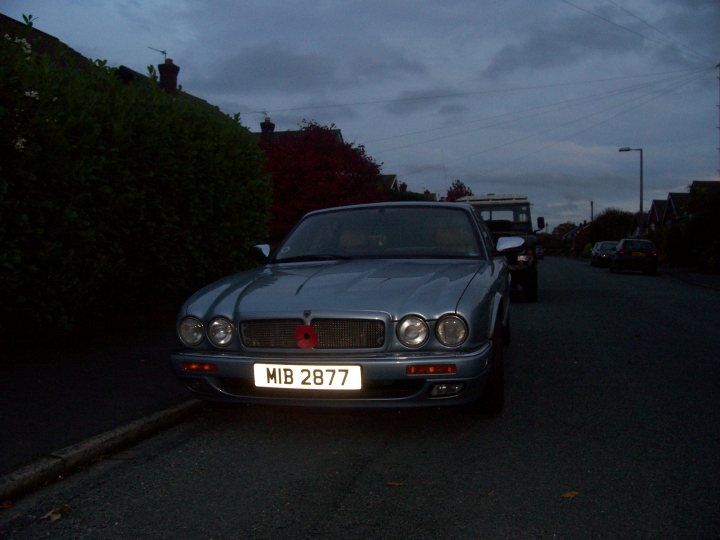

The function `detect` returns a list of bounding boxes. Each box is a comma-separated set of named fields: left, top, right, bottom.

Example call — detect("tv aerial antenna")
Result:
left=147, top=46, right=168, bottom=60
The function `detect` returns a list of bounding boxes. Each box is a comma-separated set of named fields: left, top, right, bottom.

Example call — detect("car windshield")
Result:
left=273, top=206, right=483, bottom=262
left=600, top=242, right=617, bottom=250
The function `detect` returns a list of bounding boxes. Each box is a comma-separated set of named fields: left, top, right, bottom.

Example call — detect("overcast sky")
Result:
left=3, top=0, right=719, bottom=229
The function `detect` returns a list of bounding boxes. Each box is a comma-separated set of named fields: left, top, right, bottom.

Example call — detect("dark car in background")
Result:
left=610, top=239, right=658, bottom=275
left=591, top=241, right=618, bottom=267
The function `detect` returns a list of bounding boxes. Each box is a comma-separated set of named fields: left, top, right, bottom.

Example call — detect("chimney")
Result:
left=158, top=58, right=179, bottom=93
left=260, top=116, right=275, bottom=135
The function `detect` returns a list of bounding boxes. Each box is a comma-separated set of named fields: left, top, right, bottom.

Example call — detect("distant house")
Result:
left=0, top=13, right=88, bottom=68
left=115, top=61, right=209, bottom=106
left=662, top=192, right=691, bottom=226
left=380, top=174, right=400, bottom=192
left=647, top=199, right=667, bottom=231
left=251, top=116, right=343, bottom=144
left=1, top=13, right=207, bottom=105
left=688, top=180, right=720, bottom=217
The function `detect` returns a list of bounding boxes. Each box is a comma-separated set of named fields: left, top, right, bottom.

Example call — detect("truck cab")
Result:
left=459, top=194, right=544, bottom=301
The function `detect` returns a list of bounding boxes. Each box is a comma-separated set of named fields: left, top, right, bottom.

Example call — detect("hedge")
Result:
left=0, top=29, right=271, bottom=339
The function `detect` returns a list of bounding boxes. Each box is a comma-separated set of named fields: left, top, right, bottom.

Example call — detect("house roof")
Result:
left=1, top=13, right=89, bottom=69
left=250, top=117, right=343, bottom=144
left=2, top=13, right=209, bottom=106
left=690, top=180, right=720, bottom=194
left=663, top=192, right=691, bottom=223
left=647, top=199, right=667, bottom=224
left=379, top=174, right=399, bottom=191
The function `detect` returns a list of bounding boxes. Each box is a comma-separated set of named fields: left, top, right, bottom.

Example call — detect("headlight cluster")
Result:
left=396, top=314, right=468, bottom=348
left=178, top=316, right=235, bottom=348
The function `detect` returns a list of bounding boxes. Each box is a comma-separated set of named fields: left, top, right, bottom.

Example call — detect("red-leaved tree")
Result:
left=445, top=179, right=473, bottom=201
left=261, top=121, right=388, bottom=242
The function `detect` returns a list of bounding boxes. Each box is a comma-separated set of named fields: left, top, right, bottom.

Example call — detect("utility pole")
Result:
left=717, top=63, right=720, bottom=177
left=591, top=200, right=594, bottom=222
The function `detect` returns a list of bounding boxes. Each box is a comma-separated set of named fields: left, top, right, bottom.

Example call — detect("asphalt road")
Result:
left=2, top=257, right=719, bottom=538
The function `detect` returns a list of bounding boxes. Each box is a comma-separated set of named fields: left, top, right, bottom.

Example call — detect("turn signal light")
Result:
left=406, top=364, right=457, bottom=375
left=181, top=362, right=219, bottom=373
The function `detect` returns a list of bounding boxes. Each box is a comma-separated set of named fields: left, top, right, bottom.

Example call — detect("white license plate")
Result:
left=254, top=363, right=362, bottom=390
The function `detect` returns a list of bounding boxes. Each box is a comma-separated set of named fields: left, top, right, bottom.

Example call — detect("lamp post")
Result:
left=618, top=147, right=643, bottom=215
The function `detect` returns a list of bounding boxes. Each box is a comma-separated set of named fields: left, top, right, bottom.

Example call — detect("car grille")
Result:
left=240, top=318, right=385, bottom=349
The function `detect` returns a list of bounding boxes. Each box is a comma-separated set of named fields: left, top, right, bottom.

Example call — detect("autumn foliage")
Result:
left=445, top=179, right=473, bottom=202
left=260, top=121, right=388, bottom=242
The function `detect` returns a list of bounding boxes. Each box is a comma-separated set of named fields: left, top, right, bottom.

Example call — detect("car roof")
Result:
left=304, top=201, right=476, bottom=217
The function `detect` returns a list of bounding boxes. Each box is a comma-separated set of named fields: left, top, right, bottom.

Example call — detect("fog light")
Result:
left=430, top=382, right=464, bottom=396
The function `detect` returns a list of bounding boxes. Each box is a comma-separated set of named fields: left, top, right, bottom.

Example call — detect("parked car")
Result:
left=591, top=241, right=618, bottom=267
left=170, top=202, right=524, bottom=413
left=610, top=239, right=658, bottom=275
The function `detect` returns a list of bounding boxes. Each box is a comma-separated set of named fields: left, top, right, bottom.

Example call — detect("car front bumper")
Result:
left=170, top=343, right=494, bottom=408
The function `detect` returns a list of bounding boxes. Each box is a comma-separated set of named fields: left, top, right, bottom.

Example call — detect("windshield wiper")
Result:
left=273, top=254, right=353, bottom=263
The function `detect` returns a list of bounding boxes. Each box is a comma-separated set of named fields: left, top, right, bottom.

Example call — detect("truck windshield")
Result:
left=477, top=204, right=530, bottom=223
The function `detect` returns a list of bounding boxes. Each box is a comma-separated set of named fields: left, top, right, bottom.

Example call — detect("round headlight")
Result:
left=397, top=316, right=429, bottom=348
left=208, top=317, right=234, bottom=347
left=178, top=317, right=204, bottom=347
left=436, top=314, right=468, bottom=347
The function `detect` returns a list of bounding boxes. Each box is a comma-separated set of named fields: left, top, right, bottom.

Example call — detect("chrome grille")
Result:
left=240, top=319, right=385, bottom=349
left=240, top=319, right=302, bottom=348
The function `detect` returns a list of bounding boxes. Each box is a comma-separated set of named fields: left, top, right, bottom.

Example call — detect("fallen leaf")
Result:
left=386, top=481, right=405, bottom=487
left=41, top=504, right=71, bottom=521
left=561, top=491, right=579, bottom=499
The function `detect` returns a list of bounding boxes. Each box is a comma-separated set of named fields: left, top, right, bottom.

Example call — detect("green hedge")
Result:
left=0, top=30, right=270, bottom=339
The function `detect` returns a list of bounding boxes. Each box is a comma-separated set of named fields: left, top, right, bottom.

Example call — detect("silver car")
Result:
left=170, top=202, right=523, bottom=413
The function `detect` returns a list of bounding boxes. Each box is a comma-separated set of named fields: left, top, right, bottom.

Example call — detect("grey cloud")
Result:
left=484, top=13, right=638, bottom=79
left=348, top=48, right=428, bottom=83
left=384, top=88, right=469, bottom=117
left=190, top=45, right=343, bottom=94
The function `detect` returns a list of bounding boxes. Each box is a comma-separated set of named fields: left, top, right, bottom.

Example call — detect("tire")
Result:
left=476, top=320, right=505, bottom=415
left=524, top=271, right=538, bottom=302
left=503, top=314, right=511, bottom=346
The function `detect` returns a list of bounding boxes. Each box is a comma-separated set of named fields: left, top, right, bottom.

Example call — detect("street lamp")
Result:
left=618, top=147, right=643, bottom=215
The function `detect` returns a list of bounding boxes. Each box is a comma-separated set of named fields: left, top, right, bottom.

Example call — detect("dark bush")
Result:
left=0, top=29, right=270, bottom=340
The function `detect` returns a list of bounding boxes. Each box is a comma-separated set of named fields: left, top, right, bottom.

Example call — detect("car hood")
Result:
left=183, top=259, right=490, bottom=320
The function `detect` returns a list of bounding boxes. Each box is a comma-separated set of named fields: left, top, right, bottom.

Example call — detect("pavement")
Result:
left=0, top=310, right=203, bottom=504
left=0, top=261, right=719, bottom=505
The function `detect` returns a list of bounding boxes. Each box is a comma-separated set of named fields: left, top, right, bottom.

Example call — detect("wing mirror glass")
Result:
left=496, top=236, right=524, bottom=253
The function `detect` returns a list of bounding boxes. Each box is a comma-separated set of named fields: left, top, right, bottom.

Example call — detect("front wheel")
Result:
left=475, top=321, right=505, bottom=415
left=524, top=272, right=538, bottom=302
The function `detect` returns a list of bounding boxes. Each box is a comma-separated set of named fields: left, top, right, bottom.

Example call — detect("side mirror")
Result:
left=496, top=236, right=524, bottom=253
left=537, top=216, right=545, bottom=231
left=250, top=244, right=270, bottom=264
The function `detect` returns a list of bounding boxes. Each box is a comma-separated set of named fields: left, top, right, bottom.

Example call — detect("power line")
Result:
left=464, top=70, right=706, bottom=177
left=560, top=0, right=713, bottom=62
left=602, top=0, right=712, bottom=62
left=372, top=68, right=709, bottom=155
left=242, top=68, right=707, bottom=117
